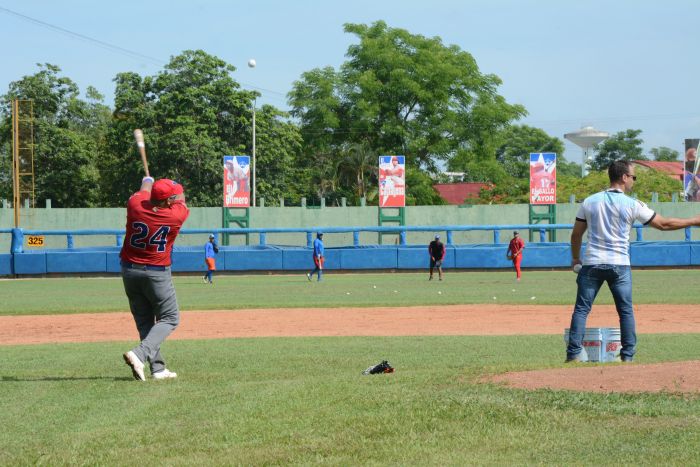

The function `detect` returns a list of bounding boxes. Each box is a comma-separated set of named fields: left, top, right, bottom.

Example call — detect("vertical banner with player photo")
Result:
left=223, top=155, right=251, bottom=207
left=378, top=155, right=406, bottom=207
left=529, top=152, right=557, bottom=205
left=684, top=139, right=700, bottom=201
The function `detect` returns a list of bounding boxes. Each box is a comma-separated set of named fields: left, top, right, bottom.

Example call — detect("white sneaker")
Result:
left=202, top=276, right=208, bottom=284
left=152, top=369, right=178, bottom=380
left=306, top=273, right=312, bottom=282
left=123, top=351, right=145, bottom=381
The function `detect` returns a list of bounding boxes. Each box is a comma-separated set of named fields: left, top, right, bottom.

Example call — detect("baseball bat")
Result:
left=688, top=143, right=700, bottom=200
left=133, top=129, right=150, bottom=178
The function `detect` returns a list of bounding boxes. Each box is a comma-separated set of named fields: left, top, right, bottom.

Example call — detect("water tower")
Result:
left=564, top=126, right=609, bottom=177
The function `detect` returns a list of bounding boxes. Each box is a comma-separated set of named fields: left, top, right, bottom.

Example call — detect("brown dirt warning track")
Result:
left=2, top=303, right=700, bottom=393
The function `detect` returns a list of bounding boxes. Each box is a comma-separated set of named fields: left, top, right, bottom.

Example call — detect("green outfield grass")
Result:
left=0, top=269, right=698, bottom=316
left=2, top=335, right=700, bottom=465
left=3, top=269, right=700, bottom=464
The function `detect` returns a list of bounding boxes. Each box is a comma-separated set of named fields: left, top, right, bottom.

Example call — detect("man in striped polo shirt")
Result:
left=566, top=160, right=700, bottom=363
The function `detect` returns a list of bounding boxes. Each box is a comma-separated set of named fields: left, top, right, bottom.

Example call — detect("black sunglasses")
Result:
left=625, top=173, right=637, bottom=181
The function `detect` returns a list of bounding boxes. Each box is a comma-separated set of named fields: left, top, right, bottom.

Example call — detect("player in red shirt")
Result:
left=121, top=177, right=190, bottom=381
left=507, top=230, right=525, bottom=281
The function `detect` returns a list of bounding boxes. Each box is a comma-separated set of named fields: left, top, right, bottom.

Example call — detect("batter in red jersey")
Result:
left=506, top=230, right=525, bottom=281
left=121, top=177, right=190, bottom=381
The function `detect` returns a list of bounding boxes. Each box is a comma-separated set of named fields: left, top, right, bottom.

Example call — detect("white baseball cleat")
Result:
left=152, top=369, right=178, bottom=380
left=123, top=351, right=146, bottom=381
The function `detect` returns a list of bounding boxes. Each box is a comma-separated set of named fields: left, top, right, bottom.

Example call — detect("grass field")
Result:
left=2, top=270, right=700, bottom=464
left=0, top=269, right=698, bottom=315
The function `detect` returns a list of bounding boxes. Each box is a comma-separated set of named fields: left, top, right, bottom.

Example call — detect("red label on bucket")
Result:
left=606, top=342, right=620, bottom=352
left=583, top=341, right=601, bottom=347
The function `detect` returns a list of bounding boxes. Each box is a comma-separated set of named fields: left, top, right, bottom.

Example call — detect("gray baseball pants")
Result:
left=121, top=265, right=180, bottom=374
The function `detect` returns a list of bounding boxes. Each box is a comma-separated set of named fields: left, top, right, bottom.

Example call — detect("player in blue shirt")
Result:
left=307, top=232, right=325, bottom=282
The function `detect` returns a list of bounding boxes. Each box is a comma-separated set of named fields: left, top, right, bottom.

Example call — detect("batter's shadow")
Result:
left=0, top=375, right=133, bottom=382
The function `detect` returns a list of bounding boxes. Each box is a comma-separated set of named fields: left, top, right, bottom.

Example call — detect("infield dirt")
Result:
left=2, top=303, right=700, bottom=393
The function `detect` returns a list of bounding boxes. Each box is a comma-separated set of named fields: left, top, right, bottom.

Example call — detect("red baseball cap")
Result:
left=151, top=179, right=184, bottom=200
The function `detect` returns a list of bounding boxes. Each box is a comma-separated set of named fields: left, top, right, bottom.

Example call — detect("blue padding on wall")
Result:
left=106, top=252, right=121, bottom=273
left=8, top=241, right=700, bottom=276
left=690, top=244, right=700, bottom=265
left=14, top=252, right=47, bottom=274
left=397, top=247, right=455, bottom=269
left=171, top=251, right=207, bottom=272
left=519, top=244, right=571, bottom=267
left=321, top=249, right=340, bottom=270
left=631, top=242, right=690, bottom=266
left=281, top=248, right=341, bottom=271
left=282, top=249, right=312, bottom=270
left=454, top=243, right=573, bottom=269
left=455, top=245, right=512, bottom=269
left=223, top=249, right=283, bottom=270
left=47, top=251, right=107, bottom=273
left=340, top=248, right=397, bottom=269
left=0, top=254, right=12, bottom=275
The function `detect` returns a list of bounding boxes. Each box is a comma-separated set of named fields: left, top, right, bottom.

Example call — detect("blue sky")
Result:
left=1, top=0, right=698, bottom=163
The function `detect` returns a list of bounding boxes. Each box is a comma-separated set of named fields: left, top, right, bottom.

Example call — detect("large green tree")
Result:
left=289, top=21, right=525, bottom=204
left=491, top=125, right=566, bottom=178
left=106, top=50, right=304, bottom=206
left=649, top=146, right=680, bottom=161
left=590, top=129, right=646, bottom=171
left=0, top=64, right=109, bottom=207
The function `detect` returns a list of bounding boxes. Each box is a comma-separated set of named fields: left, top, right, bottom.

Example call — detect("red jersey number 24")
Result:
left=129, top=222, right=171, bottom=252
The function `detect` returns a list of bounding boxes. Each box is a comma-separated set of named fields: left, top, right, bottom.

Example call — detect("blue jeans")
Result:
left=566, top=265, right=636, bottom=361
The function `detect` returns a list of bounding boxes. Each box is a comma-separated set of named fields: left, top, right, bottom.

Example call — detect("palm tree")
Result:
left=337, top=143, right=378, bottom=202
left=309, top=151, right=340, bottom=202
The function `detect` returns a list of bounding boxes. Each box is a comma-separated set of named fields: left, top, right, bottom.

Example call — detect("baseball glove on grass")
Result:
left=362, top=360, right=395, bottom=375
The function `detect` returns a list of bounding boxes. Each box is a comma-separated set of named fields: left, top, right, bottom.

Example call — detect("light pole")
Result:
left=248, top=58, right=257, bottom=207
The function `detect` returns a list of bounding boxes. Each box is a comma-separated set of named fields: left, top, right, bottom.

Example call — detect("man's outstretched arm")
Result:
left=648, top=214, right=700, bottom=231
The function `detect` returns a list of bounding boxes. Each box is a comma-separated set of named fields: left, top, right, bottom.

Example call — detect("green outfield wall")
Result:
left=1, top=202, right=698, bottom=250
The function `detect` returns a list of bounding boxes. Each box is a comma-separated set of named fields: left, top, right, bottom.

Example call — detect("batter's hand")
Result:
left=571, top=258, right=582, bottom=268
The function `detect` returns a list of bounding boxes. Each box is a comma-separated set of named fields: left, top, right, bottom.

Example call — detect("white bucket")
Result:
left=564, top=327, right=621, bottom=362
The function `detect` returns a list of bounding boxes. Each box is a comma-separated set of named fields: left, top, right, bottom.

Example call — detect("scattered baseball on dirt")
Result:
left=492, top=296, right=497, bottom=300
left=530, top=296, right=536, bottom=300
left=346, top=292, right=351, bottom=295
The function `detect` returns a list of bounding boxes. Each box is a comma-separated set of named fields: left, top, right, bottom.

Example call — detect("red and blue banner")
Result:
left=223, top=155, right=251, bottom=207
left=529, top=152, right=557, bottom=205
left=379, top=155, right=406, bottom=207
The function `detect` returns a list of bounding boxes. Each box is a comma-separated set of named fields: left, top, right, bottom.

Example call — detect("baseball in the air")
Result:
left=573, top=264, right=582, bottom=274
left=248, top=59, right=256, bottom=68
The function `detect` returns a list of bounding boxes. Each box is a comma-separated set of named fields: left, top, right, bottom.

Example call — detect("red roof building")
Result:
left=631, top=160, right=683, bottom=182
left=433, top=183, right=489, bottom=205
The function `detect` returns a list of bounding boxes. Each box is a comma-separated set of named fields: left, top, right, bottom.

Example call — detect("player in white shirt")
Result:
left=567, top=160, right=700, bottom=363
